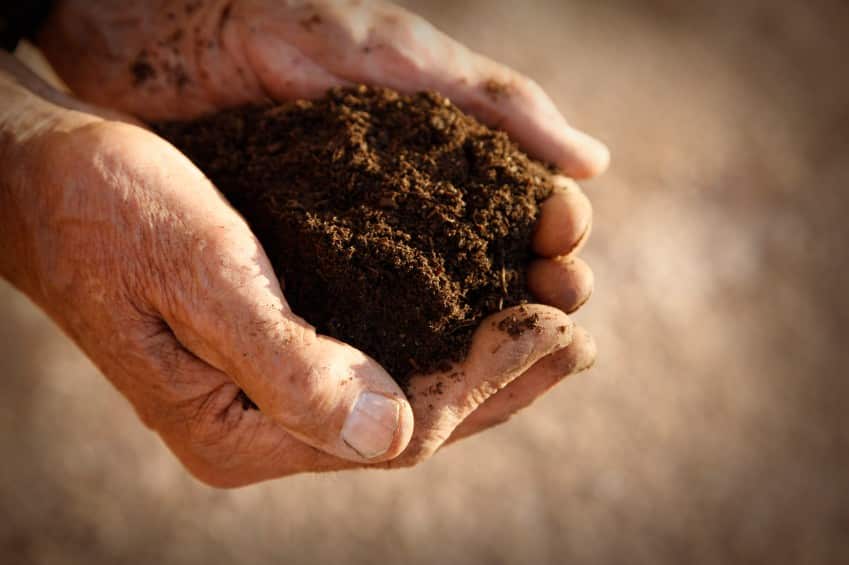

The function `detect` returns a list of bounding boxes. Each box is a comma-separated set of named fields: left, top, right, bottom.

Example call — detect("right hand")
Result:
left=39, top=0, right=609, bottom=178
left=1, top=54, right=595, bottom=488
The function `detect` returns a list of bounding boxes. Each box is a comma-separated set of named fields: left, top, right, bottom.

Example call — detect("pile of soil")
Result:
left=155, top=86, right=554, bottom=384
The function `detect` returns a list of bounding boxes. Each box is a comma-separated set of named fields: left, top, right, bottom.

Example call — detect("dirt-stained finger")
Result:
left=168, top=310, right=588, bottom=486
left=390, top=304, right=573, bottom=465
left=280, top=2, right=610, bottom=178
left=445, top=325, right=596, bottom=445
left=527, top=256, right=594, bottom=314
left=442, top=48, right=609, bottom=178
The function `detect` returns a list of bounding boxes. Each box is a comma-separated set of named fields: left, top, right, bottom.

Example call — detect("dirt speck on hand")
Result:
left=484, top=79, right=514, bottom=102
left=130, top=52, right=156, bottom=85
left=300, top=13, right=323, bottom=31
left=497, top=309, right=542, bottom=338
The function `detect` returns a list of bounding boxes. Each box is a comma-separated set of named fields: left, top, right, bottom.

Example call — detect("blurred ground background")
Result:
left=2, top=0, right=848, bottom=563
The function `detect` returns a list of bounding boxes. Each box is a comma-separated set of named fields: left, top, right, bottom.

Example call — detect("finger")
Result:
left=448, top=53, right=610, bottom=178
left=396, top=304, right=573, bottom=464
left=163, top=391, right=355, bottom=488
left=278, top=3, right=609, bottom=177
left=114, top=315, right=357, bottom=487
left=239, top=32, right=350, bottom=101
left=533, top=177, right=592, bottom=258
left=446, top=325, right=596, bottom=445
left=138, top=145, right=413, bottom=464
left=527, top=256, right=594, bottom=314
left=248, top=304, right=575, bottom=474
left=176, top=413, right=355, bottom=488
left=174, top=305, right=578, bottom=483
left=133, top=334, right=346, bottom=487
left=161, top=236, right=413, bottom=465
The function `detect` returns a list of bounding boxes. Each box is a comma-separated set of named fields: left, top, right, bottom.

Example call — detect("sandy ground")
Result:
left=2, top=1, right=848, bottom=563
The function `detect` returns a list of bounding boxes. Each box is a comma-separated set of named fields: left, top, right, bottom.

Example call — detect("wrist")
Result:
left=0, top=53, right=97, bottom=296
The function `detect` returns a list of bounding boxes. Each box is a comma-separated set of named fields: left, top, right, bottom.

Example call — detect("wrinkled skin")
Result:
left=0, top=0, right=605, bottom=487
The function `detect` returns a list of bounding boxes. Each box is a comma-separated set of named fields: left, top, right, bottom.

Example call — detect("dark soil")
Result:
left=155, top=85, right=554, bottom=386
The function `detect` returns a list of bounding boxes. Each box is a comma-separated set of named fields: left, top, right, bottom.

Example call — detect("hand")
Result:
left=1, top=55, right=595, bottom=486
left=37, top=0, right=609, bottom=178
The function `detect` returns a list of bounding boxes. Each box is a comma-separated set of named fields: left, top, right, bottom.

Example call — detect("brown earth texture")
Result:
left=155, top=85, right=553, bottom=383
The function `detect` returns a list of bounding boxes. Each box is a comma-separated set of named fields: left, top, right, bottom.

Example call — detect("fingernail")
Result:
left=341, top=392, right=400, bottom=459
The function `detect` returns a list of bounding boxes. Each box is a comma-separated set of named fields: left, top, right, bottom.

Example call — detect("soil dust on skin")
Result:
left=128, top=1, right=233, bottom=90
left=155, top=85, right=555, bottom=386
left=483, top=79, right=515, bottom=102
left=496, top=307, right=542, bottom=338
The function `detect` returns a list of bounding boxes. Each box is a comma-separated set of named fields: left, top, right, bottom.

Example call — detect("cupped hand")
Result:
left=1, top=54, right=596, bottom=486
left=38, top=0, right=609, bottom=178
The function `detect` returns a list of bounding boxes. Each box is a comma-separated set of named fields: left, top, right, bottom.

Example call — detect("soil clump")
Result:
left=155, top=85, right=554, bottom=385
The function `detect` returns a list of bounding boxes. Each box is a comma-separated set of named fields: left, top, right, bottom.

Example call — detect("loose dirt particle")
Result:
left=185, top=1, right=202, bottom=15
left=484, top=79, right=514, bottom=101
left=300, top=14, right=322, bottom=31
left=130, top=52, right=156, bottom=85
left=497, top=310, right=542, bottom=338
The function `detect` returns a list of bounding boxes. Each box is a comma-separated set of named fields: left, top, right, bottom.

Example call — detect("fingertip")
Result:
left=245, top=330, right=410, bottom=465
left=572, top=326, right=598, bottom=372
left=573, top=133, right=610, bottom=179
left=445, top=324, right=595, bottom=447
left=544, top=325, right=597, bottom=375
left=465, top=305, right=573, bottom=380
left=558, top=128, right=610, bottom=179
left=340, top=387, right=413, bottom=462
left=333, top=350, right=414, bottom=463
left=527, top=256, right=594, bottom=314
left=533, top=183, right=592, bottom=258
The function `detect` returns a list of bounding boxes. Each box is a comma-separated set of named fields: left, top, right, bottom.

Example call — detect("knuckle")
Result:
left=157, top=386, right=248, bottom=473
left=156, top=404, right=254, bottom=489
left=132, top=322, right=211, bottom=399
left=184, top=387, right=246, bottom=451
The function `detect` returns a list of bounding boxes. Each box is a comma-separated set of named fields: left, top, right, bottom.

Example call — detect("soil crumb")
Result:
left=130, top=55, right=156, bottom=85
left=155, top=85, right=554, bottom=384
left=497, top=308, right=542, bottom=338
left=484, top=79, right=514, bottom=101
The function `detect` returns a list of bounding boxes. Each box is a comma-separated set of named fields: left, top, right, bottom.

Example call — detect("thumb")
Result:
left=146, top=169, right=413, bottom=463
